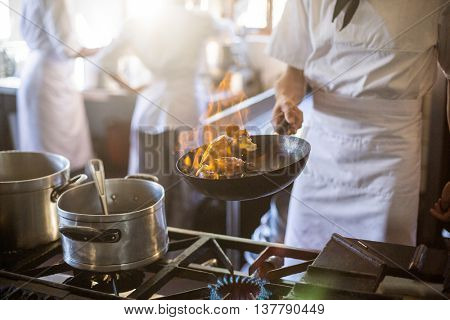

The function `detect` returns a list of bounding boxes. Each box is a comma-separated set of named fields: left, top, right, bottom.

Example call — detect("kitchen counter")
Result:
left=0, top=78, right=136, bottom=175
left=0, top=77, right=20, bottom=96
left=0, top=76, right=133, bottom=100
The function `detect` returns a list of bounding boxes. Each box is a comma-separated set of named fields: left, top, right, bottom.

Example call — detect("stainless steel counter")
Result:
left=0, top=77, right=20, bottom=96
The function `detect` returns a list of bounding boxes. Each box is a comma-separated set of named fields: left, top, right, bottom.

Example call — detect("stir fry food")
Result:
left=182, top=126, right=257, bottom=179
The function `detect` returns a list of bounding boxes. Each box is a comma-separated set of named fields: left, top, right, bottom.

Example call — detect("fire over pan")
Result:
left=176, top=135, right=311, bottom=201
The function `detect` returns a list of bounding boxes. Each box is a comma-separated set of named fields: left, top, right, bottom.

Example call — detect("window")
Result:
left=187, top=0, right=287, bottom=34
left=235, top=0, right=269, bottom=29
left=0, top=0, right=11, bottom=40
left=234, top=0, right=287, bottom=34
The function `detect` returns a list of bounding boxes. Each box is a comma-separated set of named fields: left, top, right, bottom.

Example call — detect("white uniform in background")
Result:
left=18, top=0, right=93, bottom=170
left=99, top=4, right=220, bottom=174
left=269, top=0, right=450, bottom=250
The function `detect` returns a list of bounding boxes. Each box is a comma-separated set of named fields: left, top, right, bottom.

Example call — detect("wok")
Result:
left=176, top=135, right=310, bottom=201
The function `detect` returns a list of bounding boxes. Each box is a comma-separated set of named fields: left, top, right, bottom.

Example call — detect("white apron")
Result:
left=17, top=51, right=93, bottom=170
left=285, top=90, right=422, bottom=250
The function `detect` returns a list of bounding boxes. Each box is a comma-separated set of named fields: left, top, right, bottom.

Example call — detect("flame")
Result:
left=192, top=147, right=204, bottom=171
left=205, top=71, right=248, bottom=137
left=178, top=71, right=249, bottom=174
left=206, top=72, right=232, bottom=118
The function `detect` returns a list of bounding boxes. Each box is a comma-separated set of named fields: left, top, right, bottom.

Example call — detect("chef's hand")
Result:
left=77, top=47, right=103, bottom=58
left=430, top=200, right=450, bottom=222
left=430, top=182, right=450, bottom=222
left=272, top=97, right=303, bottom=135
left=272, top=66, right=306, bottom=135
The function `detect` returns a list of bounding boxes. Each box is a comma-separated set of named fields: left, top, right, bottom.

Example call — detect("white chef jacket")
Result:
left=18, top=0, right=93, bottom=170
left=268, top=0, right=449, bottom=251
left=20, top=0, right=80, bottom=59
left=269, top=0, right=450, bottom=99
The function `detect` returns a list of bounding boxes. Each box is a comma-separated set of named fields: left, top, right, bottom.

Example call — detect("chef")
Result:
left=18, top=0, right=98, bottom=171
left=269, top=0, right=450, bottom=250
left=98, top=0, right=225, bottom=227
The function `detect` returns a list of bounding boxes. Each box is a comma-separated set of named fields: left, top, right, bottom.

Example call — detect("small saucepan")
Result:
left=56, top=174, right=168, bottom=272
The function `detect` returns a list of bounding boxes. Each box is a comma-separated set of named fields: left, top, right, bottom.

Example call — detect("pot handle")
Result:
left=125, top=173, right=159, bottom=183
left=51, top=174, right=88, bottom=202
left=59, top=226, right=121, bottom=243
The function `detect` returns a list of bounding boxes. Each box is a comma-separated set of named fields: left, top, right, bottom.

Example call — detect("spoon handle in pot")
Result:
left=89, top=159, right=109, bottom=215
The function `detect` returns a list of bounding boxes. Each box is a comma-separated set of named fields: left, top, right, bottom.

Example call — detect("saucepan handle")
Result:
left=59, top=226, right=121, bottom=243
left=125, top=173, right=159, bottom=183
left=51, top=174, right=88, bottom=202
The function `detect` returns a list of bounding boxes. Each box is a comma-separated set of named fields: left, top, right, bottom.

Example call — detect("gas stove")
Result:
left=1, top=228, right=449, bottom=300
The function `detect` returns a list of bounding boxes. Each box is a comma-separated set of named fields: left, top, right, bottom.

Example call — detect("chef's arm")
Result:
left=96, top=37, right=129, bottom=81
left=272, top=65, right=306, bottom=134
left=107, top=73, right=148, bottom=93
left=96, top=20, right=147, bottom=93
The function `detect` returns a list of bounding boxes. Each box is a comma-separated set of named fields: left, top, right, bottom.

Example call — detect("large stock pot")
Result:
left=56, top=174, right=168, bottom=272
left=0, top=151, right=85, bottom=251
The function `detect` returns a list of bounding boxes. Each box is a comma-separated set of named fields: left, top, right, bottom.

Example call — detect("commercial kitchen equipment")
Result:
left=1, top=228, right=448, bottom=300
left=0, top=151, right=85, bottom=251
left=57, top=174, right=168, bottom=272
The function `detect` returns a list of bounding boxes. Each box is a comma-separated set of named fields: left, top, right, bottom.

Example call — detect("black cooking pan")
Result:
left=176, top=135, right=310, bottom=201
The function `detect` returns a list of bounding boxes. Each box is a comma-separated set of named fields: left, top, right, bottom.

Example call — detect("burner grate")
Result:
left=65, top=271, right=146, bottom=296
left=0, top=285, right=56, bottom=300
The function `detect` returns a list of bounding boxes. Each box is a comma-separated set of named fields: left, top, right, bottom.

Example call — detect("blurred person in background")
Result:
left=99, top=0, right=228, bottom=227
left=269, top=0, right=449, bottom=250
left=18, top=0, right=99, bottom=171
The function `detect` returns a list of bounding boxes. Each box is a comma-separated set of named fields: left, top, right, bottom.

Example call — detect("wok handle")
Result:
left=51, top=174, right=88, bottom=202
left=125, top=173, right=159, bottom=183
left=59, top=226, right=121, bottom=243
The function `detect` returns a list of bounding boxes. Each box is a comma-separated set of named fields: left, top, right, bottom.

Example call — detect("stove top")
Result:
left=1, top=228, right=448, bottom=300
left=0, top=228, right=317, bottom=300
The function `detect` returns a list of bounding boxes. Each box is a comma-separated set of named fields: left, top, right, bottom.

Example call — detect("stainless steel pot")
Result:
left=56, top=174, right=168, bottom=272
left=0, top=151, right=86, bottom=251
